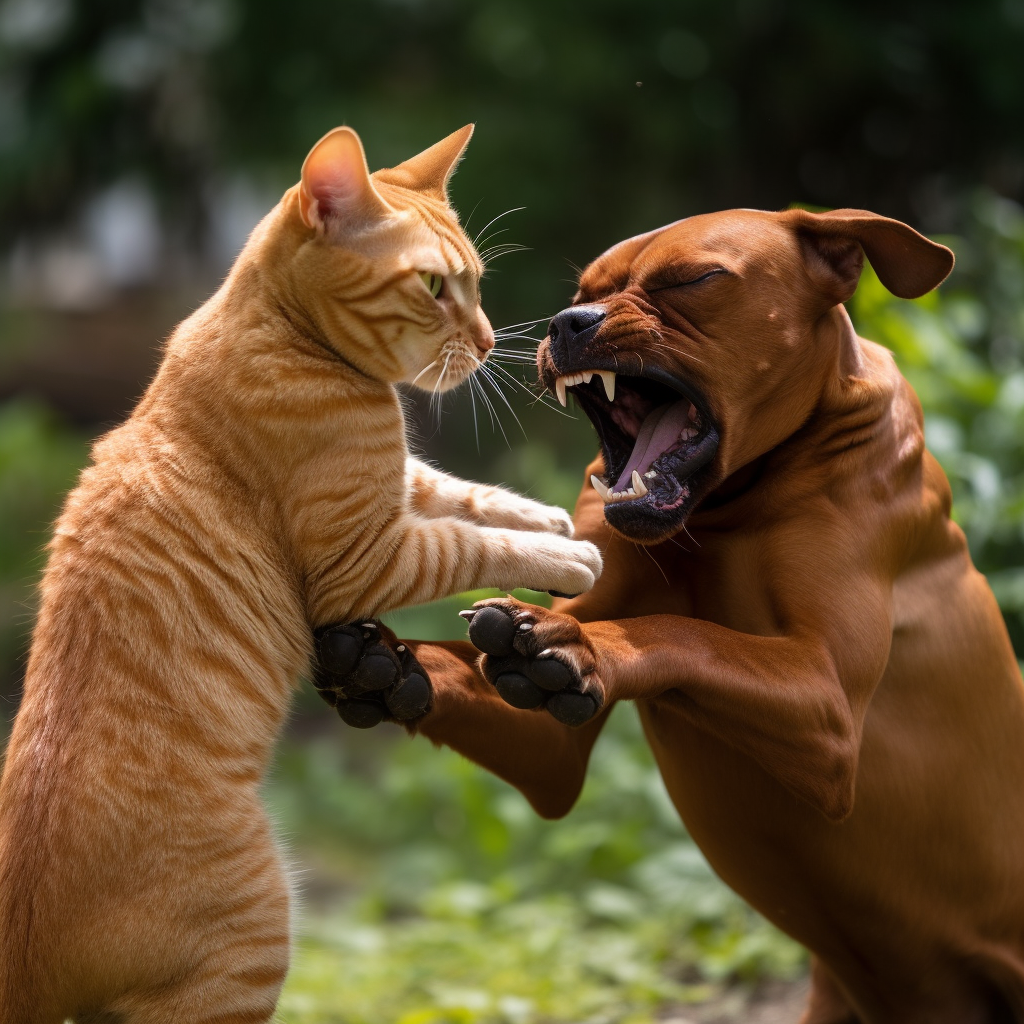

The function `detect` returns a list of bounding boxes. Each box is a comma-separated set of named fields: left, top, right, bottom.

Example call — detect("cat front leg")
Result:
left=406, top=457, right=574, bottom=537
left=306, top=513, right=603, bottom=624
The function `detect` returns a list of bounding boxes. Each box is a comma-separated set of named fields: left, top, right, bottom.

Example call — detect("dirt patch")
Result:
left=662, top=977, right=810, bottom=1023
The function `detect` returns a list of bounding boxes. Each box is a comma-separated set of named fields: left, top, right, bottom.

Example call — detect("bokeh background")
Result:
left=2, top=1, right=1024, bottom=1021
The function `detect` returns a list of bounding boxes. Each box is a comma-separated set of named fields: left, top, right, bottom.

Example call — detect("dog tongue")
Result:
left=613, top=400, right=693, bottom=491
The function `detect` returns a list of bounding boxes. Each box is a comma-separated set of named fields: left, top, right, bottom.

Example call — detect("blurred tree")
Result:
left=2, top=0, right=1024, bottom=292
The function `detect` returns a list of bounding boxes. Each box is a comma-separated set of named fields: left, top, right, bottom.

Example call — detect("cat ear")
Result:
left=299, top=127, right=392, bottom=231
left=374, top=124, right=475, bottom=201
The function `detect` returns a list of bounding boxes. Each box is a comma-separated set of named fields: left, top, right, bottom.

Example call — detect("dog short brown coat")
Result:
left=317, top=208, right=1024, bottom=1023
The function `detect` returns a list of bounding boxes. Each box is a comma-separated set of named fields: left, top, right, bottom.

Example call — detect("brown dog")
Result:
left=315, top=208, right=1024, bottom=1023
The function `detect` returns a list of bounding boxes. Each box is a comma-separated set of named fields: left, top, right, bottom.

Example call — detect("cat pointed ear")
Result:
left=299, top=127, right=392, bottom=231
left=374, top=124, right=475, bottom=201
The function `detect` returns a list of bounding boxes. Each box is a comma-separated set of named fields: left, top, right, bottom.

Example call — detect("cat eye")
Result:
left=419, top=272, right=444, bottom=298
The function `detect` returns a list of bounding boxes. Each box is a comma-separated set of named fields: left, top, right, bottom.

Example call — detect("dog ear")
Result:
left=787, top=208, right=954, bottom=303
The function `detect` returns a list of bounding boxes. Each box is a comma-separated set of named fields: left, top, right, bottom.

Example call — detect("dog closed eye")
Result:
left=645, top=267, right=730, bottom=291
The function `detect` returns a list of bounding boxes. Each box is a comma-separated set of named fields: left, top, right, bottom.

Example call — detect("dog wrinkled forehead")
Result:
left=577, top=211, right=796, bottom=301
left=575, top=226, right=666, bottom=300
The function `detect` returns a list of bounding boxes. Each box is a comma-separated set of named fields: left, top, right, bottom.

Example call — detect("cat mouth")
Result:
left=548, top=365, right=719, bottom=542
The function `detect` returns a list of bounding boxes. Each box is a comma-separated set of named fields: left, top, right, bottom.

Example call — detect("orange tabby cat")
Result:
left=0, top=125, right=601, bottom=1023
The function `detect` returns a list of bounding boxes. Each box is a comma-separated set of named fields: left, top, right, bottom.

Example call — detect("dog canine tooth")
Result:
left=632, top=471, right=648, bottom=497
left=555, top=378, right=567, bottom=407
left=599, top=371, right=616, bottom=401
left=590, top=474, right=612, bottom=501
left=688, top=403, right=699, bottom=422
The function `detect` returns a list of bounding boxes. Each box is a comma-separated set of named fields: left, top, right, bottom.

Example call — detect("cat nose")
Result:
left=547, top=306, right=606, bottom=350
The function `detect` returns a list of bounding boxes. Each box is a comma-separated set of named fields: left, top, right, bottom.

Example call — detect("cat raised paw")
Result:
left=314, top=621, right=432, bottom=727
left=507, top=534, right=603, bottom=598
left=486, top=497, right=575, bottom=538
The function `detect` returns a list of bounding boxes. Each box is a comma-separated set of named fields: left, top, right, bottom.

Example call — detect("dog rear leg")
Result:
left=801, top=957, right=860, bottom=1024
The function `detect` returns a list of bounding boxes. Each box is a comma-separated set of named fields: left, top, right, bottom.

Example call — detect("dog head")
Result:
left=538, top=207, right=954, bottom=544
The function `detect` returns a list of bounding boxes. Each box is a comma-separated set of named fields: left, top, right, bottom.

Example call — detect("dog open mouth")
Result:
left=551, top=364, right=719, bottom=541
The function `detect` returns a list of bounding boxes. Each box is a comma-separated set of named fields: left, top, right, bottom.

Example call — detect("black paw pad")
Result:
left=527, top=657, right=575, bottom=692
left=468, top=606, right=518, bottom=656
left=348, top=648, right=399, bottom=694
left=336, top=698, right=387, bottom=729
left=318, top=626, right=364, bottom=677
left=494, top=672, right=546, bottom=710
left=547, top=691, right=599, bottom=726
left=547, top=590, right=579, bottom=599
left=386, top=672, right=431, bottom=720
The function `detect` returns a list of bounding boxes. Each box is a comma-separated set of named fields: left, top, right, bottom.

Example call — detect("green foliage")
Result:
left=269, top=709, right=804, bottom=1023
left=0, top=398, right=88, bottom=686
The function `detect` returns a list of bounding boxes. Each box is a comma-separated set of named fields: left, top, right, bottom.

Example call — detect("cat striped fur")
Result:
left=0, top=125, right=601, bottom=1023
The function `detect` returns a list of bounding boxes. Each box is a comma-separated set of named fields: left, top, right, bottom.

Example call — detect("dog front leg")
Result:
left=312, top=620, right=609, bottom=819
left=461, top=597, right=892, bottom=822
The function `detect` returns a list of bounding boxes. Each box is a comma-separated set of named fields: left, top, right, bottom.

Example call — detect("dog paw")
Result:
left=313, top=620, right=432, bottom=727
left=461, top=599, right=605, bottom=726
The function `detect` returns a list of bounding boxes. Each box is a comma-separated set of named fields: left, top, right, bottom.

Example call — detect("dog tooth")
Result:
left=598, top=371, right=616, bottom=401
left=631, top=471, right=648, bottom=497
left=590, top=474, right=612, bottom=501
left=688, top=404, right=698, bottom=421
left=555, top=378, right=567, bottom=407
left=582, top=371, right=594, bottom=384
left=644, top=470, right=657, bottom=479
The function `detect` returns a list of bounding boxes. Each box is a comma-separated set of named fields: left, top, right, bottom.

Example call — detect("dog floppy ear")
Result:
left=787, top=208, right=954, bottom=303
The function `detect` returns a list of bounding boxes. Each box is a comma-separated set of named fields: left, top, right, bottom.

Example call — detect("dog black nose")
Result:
left=547, top=306, right=606, bottom=348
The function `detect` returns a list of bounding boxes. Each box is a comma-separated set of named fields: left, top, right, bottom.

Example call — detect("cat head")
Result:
left=281, top=124, right=493, bottom=393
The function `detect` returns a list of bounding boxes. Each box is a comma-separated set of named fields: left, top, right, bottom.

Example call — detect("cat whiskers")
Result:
left=473, top=207, right=526, bottom=248
left=484, top=343, right=577, bottom=419
left=493, top=314, right=552, bottom=334
left=430, top=353, right=455, bottom=417
left=410, top=359, right=440, bottom=389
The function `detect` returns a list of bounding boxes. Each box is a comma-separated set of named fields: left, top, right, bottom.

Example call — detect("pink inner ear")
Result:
left=306, top=163, right=358, bottom=222
left=302, top=132, right=374, bottom=224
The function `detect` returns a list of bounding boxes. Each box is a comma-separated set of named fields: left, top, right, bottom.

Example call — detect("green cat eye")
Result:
left=419, top=271, right=444, bottom=298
